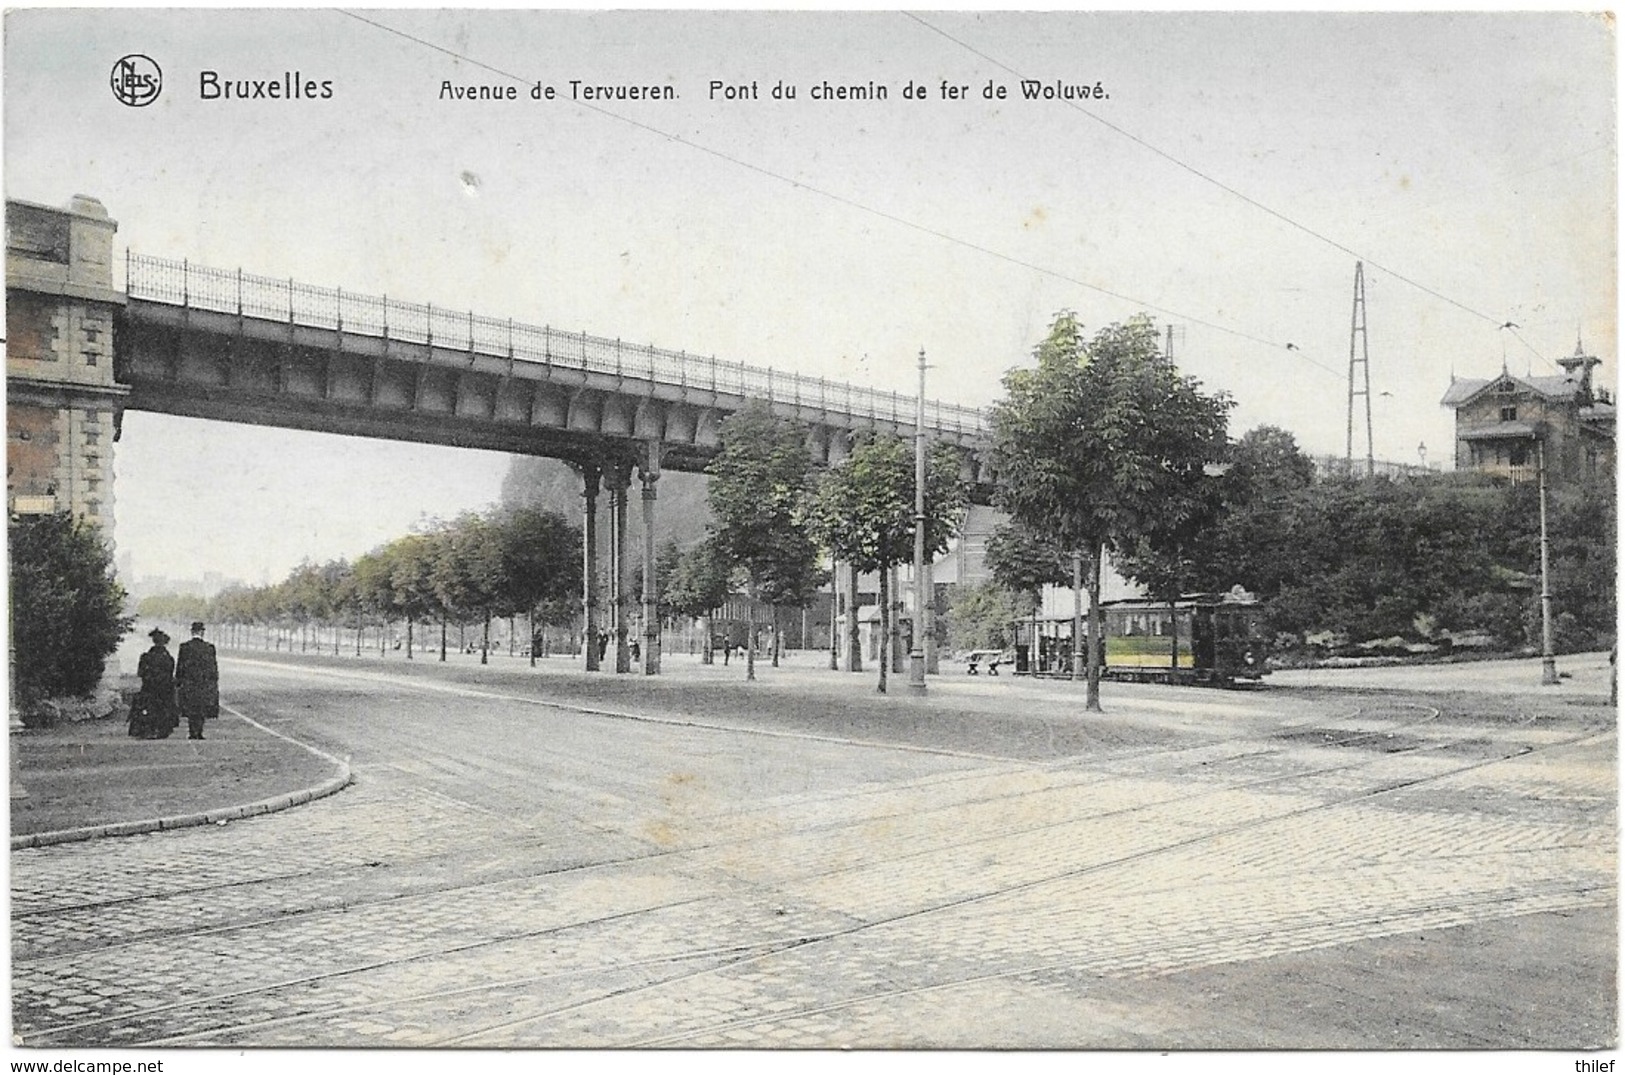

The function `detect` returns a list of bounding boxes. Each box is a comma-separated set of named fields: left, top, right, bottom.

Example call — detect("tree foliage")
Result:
left=11, top=513, right=133, bottom=714
left=663, top=535, right=735, bottom=665
left=990, top=313, right=1231, bottom=553
left=665, top=536, right=733, bottom=621
left=984, top=517, right=1073, bottom=604
left=1169, top=427, right=1615, bottom=655
left=943, top=581, right=1028, bottom=653
left=705, top=402, right=819, bottom=680
left=1244, top=475, right=1612, bottom=651
left=808, top=433, right=969, bottom=692
left=177, top=507, right=580, bottom=660
left=496, top=505, right=583, bottom=619
left=136, top=591, right=208, bottom=622
left=989, top=312, right=1230, bottom=706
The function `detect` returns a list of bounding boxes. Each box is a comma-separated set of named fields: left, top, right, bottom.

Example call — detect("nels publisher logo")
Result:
left=110, top=55, right=162, bottom=107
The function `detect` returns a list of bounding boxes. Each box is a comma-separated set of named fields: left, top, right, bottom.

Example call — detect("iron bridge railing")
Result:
left=125, top=253, right=989, bottom=438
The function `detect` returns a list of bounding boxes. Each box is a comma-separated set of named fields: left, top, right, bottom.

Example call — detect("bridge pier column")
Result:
left=639, top=443, right=662, bottom=675
left=606, top=462, right=633, bottom=674
left=577, top=464, right=601, bottom=672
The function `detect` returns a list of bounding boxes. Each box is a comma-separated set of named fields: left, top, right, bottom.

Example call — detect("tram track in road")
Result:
left=140, top=935, right=795, bottom=1048
left=18, top=891, right=732, bottom=1046
left=1, top=694, right=1539, bottom=959
left=377, top=726, right=1623, bottom=1048
left=222, top=653, right=1472, bottom=775
left=626, top=878, right=1616, bottom=1050
left=9, top=699, right=1444, bottom=952
left=223, top=655, right=1500, bottom=829
left=16, top=705, right=1610, bottom=1048
left=458, top=724, right=1618, bottom=1049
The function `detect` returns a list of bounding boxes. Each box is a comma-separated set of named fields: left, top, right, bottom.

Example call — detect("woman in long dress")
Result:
left=132, top=628, right=179, bottom=739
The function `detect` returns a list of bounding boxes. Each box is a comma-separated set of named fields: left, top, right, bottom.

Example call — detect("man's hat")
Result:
left=148, top=628, right=169, bottom=644
left=190, top=621, right=205, bottom=633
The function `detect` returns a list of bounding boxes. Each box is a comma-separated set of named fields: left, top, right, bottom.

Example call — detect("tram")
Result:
left=1011, top=591, right=1268, bottom=687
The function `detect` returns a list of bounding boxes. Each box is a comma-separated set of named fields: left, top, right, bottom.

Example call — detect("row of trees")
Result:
left=149, top=506, right=582, bottom=665
left=676, top=404, right=970, bottom=690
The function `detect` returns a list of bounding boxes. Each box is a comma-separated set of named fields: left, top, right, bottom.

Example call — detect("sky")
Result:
left=4, top=9, right=1616, bottom=587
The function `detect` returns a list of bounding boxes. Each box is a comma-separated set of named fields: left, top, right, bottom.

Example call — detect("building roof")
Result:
left=1440, top=371, right=1587, bottom=408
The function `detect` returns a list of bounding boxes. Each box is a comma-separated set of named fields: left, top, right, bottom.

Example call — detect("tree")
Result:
left=493, top=506, right=581, bottom=666
left=210, top=585, right=260, bottom=648
left=11, top=513, right=133, bottom=720
left=990, top=312, right=1231, bottom=709
left=351, top=550, right=399, bottom=655
left=1210, top=469, right=1590, bottom=654
left=388, top=533, right=440, bottom=659
left=944, top=581, right=1028, bottom=653
left=314, top=559, right=353, bottom=655
left=983, top=516, right=1075, bottom=671
left=706, top=402, right=819, bottom=681
left=808, top=433, right=969, bottom=693
left=136, top=591, right=208, bottom=623
left=1547, top=481, right=1616, bottom=653
left=664, top=535, right=734, bottom=664
left=433, top=513, right=509, bottom=664
left=1192, top=425, right=1318, bottom=600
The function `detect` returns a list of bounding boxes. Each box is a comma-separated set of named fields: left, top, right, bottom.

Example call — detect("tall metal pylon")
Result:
left=1346, top=261, right=1374, bottom=478
left=1163, top=323, right=1185, bottom=361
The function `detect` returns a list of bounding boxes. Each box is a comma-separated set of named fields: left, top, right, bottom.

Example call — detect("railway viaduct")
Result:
left=6, top=195, right=995, bottom=676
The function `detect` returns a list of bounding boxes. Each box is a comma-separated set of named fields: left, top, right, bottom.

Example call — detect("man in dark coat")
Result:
left=175, top=621, right=219, bottom=741
left=135, top=628, right=179, bottom=739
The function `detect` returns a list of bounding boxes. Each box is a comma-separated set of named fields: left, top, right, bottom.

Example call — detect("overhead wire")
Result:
left=903, top=13, right=1571, bottom=377
left=340, top=10, right=1538, bottom=384
left=901, top=16, right=1536, bottom=332
left=341, top=10, right=1344, bottom=376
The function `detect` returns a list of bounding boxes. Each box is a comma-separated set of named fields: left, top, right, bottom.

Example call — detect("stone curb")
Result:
left=10, top=762, right=352, bottom=851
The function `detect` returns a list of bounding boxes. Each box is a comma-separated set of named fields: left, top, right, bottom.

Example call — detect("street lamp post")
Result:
left=1537, top=436, right=1559, bottom=686
left=908, top=348, right=928, bottom=695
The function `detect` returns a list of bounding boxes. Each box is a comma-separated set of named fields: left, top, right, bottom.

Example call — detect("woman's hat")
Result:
left=148, top=628, right=169, bottom=644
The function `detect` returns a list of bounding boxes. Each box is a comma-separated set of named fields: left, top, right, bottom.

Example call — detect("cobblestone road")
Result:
left=11, top=655, right=1616, bottom=1050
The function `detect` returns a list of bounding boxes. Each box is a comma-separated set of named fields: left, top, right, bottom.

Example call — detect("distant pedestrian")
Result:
left=133, top=628, right=179, bottom=739
left=175, top=621, right=219, bottom=741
